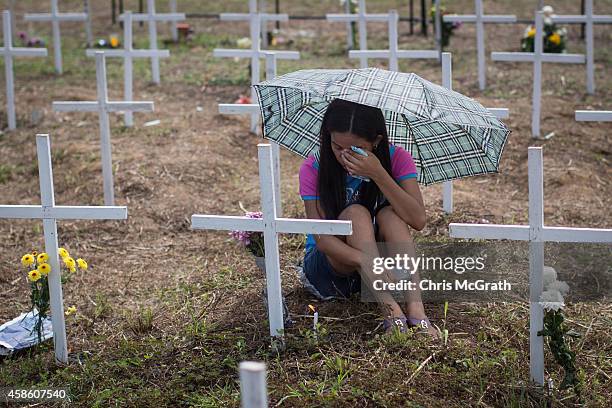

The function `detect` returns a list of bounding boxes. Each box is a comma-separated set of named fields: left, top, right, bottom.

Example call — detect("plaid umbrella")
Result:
left=253, top=68, right=510, bottom=185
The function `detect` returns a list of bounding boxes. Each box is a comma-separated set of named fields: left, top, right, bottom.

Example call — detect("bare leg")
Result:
left=324, top=204, right=405, bottom=323
left=376, top=206, right=439, bottom=338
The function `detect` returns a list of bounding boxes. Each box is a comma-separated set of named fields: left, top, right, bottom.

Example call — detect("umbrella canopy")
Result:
left=253, top=68, right=510, bottom=185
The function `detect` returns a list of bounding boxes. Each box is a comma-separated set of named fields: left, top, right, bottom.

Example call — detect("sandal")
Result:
left=406, top=317, right=432, bottom=331
left=383, top=316, right=408, bottom=334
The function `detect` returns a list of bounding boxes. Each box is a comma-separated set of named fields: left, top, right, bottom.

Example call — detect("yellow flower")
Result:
left=76, top=258, right=88, bottom=270
left=38, top=263, right=51, bottom=275
left=28, top=269, right=41, bottom=282
left=37, top=252, right=49, bottom=264
left=21, top=254, right=35, bottom=267
left=549, top=33, right=561, bottom=45
left=58, top=247, right=69, bottom=259
left=527, top=27, right=536, bottom=38
left=69, top=266, right=76, bottom=273
left=65, top=305, right=77, bottom=316
left=31, top=250, right=38, bottom=257
left=110, top=35, right=120, bottom=48
left=63, top=257, right=76, bottom=269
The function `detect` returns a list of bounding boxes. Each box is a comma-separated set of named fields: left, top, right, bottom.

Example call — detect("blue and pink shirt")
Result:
left=299, top=143, right=418, bottom=253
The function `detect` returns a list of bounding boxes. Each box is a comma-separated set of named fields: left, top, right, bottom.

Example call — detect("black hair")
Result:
left=317, top=99, right=392, bottom=220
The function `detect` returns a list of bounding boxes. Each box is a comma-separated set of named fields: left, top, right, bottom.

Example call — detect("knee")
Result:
left=339, top=204, right=373, bottom=231
left=376, top=207, right=413, bottom=241
left=339, top=204, right=371, bottom=222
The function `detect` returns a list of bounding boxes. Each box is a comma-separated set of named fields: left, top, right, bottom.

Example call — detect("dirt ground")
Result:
left=0, top=1, right=610, bottom=407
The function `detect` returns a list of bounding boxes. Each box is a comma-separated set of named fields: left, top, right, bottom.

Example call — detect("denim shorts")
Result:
left=298, top=201, right=390, bottom=300
left=299, top=247, right=361, bottom=300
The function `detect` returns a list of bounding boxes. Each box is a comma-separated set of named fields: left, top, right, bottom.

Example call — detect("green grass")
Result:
left=1, top=1, right=610, bottom=406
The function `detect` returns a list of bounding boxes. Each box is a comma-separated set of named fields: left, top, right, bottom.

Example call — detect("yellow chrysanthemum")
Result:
left=58, top=247, right=69, bottom=259
left=21, top=254, right=35, bottom=267
left=69, top=266, right=76, bottom=273
left=28, top=269, right=41, bottom=282
left=549, top=33, right=561, bottom=45
left=38, top=263, right=51, bottom=275
left=63, top=257, right=76, bottom=269
left=65, top=305, right=77, bottom=316
left=31, top=250, right=38, bottom=257
left=527, top=28, right=536, bottom=38
left=76, top=258, right=88, bottom=270
left=37, top=252, right=49, bottom=264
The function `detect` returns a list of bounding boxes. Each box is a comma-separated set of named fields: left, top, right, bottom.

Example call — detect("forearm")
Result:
left=372, top=171, right=425, bottom=229
left=314, top=235, right=362, bottom=268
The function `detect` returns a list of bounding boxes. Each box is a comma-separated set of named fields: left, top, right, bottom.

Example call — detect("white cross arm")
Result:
left=491, top=52, right=585, bottom=64
left=542, top=226, right=612, bottom=243
left=192, top=215, right=263, bottom=231
left=488, top=108, right=509, bottom=119
left=220, top=13, right=289, bottom=22
left=213, top=49, right=300, bottom=60
left=551, top=15, right=612, bottom=24
left=450, top=224, right=530, bottom=240
left=443, top=15, right=517, bottom=23
left=450, top=223, right=612, bottom=243
left=575, top=110, right=612, bottom=122
left=326, top=13, right=390, bottom=23
left=192, top=215, right=352, bottom=236
left=349, top=50, right=440, bottom=59
left=118, top=13, right=185, bottom=22
left=85, top=49, right=170, bottom=58
left=3, top=47, right=48, bottom=57
left=53, top=101, right=99, bottom=112
left=106, top=102, right=154, bottom=112
left=219, top=104, right=260, bottom=115
left=24, top=12, right=87, bottom=22
left=52, top=101, right=154, bottom=112
left=0, top=205, right=127, bottom=220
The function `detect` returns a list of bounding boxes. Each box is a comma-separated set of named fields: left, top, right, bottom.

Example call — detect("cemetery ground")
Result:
left=0, top=1, right=610, bottom=406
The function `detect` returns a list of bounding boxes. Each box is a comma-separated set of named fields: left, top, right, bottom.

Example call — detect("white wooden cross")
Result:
left=1, top=10, right=47, bottom=130
left=219, top=52, right=282, bottom=217
left=169, top=0, right=179, bottom=42
left=0, top=134, right=128, bottom=364
left=349, top=9, right=439, bottom=71
left=85, top=12, right=170, bottom=127
left=220, top=0, right=287, bottom=49
left=449, top=146, right=612, bottom=385
left=443, top=0, right=517, bottom=90
left=52, top=52, right=154, bottom=206
left=434, top=0, right=441, bottom=54
left=491, top=12, right=585, bottom=138
left=214, top=1, right=299, bottom=130
left=191, top=144, right=352, bottom=340
left=326, top=0, right=391, bottom=68
left=24, top=0, right=88, bottom=74
left=118, top=0, right=185, bottom=84
left=239, top=361, right=268, bottom=408
left=575, top=110, right=612, bottom=122
left=551, top=0, right=612, bottom=94
left=83, top=0, right=93, bottom=46
left=440, top=52, right=510, bottom=214
left=341, top=0, right=354, bottom=50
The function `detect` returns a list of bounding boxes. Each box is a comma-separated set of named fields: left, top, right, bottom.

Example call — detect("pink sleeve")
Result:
left=391, top=145, right=418, bottom=181
left=299, top=156, right=319, bottom=200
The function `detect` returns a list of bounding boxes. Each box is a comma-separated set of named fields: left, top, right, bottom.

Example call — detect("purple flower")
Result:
left=18, top=32, right=27, bottom=40
left=245, top=211, right=263, bottom=219
left=229, top=230, right=252, bottom=246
